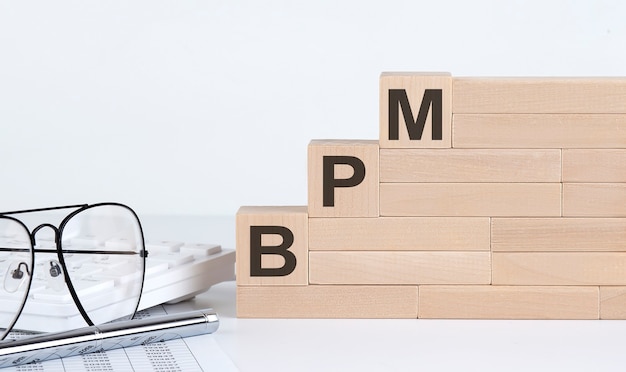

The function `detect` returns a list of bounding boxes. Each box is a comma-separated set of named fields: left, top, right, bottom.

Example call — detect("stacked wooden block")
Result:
left=237, top=72, right=626, bottom=319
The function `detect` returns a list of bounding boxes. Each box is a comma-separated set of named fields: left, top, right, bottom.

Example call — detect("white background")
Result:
left=1, top=0, right=625, bottom=216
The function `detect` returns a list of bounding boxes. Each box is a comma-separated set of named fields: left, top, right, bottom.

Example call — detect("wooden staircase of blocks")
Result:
left=236, top=72, right=626, bottom=319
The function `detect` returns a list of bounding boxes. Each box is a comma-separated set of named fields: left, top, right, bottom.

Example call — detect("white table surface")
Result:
left=141, top=215, right=626, bottom=372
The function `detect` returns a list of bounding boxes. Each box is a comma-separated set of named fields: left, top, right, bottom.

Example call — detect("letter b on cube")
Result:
left=236, top=206, right=308, bottom=285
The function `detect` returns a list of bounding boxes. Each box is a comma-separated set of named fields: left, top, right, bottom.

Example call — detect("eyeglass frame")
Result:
left=0, top=202, right=147, bottom=339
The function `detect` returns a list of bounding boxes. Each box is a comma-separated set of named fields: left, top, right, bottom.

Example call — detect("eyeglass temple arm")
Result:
left=0, top=204, right=89, bottom=216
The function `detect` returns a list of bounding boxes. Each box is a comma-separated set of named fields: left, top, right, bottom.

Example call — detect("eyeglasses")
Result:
left=0, top=203, right=146, bottom=340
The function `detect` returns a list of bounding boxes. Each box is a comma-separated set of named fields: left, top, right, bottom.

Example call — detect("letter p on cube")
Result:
left=308, top=140, right=379, bottom=218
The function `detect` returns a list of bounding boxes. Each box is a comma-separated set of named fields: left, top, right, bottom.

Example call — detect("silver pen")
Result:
left=0, top=308, right=219, bottom=368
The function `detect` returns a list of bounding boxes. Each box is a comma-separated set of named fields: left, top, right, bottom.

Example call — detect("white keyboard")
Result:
left=8, top=241, right=235, bottom=333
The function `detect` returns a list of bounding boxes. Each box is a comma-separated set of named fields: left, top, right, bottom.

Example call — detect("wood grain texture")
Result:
left=308, top=140, right=379, bottom=217
left=453, top=77, right=626, bottom=113
left=236, top=206, right=308, bottom=286
left=309, top=251, right=491, bottom=285
left=453, top=114, right=626, bottom=148
left=563, top=150, right=626, bottom=182
left=380, top=72, right=452, bottom=148
left=380, top=149, right=561, bottom=182
left=491, top=218, right=626, bottom=252
left=492, top=252, right=626, bottom=285
left=563, top=183, right=626, bottom=217
left=380, top=183, right=561, bottom=217
left=600, top=287, right=626, bottom=319
left=308, top=217, right=490, bottom=251
left=419, top=285, right=599, bottom=319
left=237, top=285, right=418, bottom=318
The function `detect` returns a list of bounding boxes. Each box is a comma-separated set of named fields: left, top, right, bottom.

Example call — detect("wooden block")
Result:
left=309, top=217, right=489, bottom=251
left=453, top=114, right=626, bottom=148
left=563, top=149, right=626, bottom=182
left=492, top=252, right=626, bottom=285
left=563, top=183, right=626, bottom=217
left=236, top=206, right=308, bottom=286
left=308, top=140, right=379, bottom=217
left=380, top=149, right=561, bottom=182
left=309, top=251, right=491, bottom=285
left=419, top=286, right=599, bottom=319
left=237, top=285, right=418, bottom=318
left=453, top=77, right=626, bottom=113
left=379, top=72, right=452, bottom=148
left=600, top=287, right=626, bottom=319
left=380, top=183, right=561, bottom=217
left=492, top=218, right=626, bottom=252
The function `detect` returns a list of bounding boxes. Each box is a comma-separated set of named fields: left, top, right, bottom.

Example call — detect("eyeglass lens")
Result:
left=0, top=218, right=33, bottom=340
left=60, top=204, right=145, bottom=325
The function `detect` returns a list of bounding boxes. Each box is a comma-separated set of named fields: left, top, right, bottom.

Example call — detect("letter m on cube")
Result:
left=379, top=72, right=452, bottom=149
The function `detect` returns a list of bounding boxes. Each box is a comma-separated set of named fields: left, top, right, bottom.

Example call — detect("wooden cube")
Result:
left=600, top=287, right=626, bottom=319
left=380, top=149, right=561, bottom=182
left=492, top=252, right=626, bottom=285
left=309, top=217, right=490, bottom=251
left=308, top=140, right=379, bottom=217
left=309, top=251, right=491, bottom=285
left=237, top=285, right=418, bottom=318
left=380, top=72, right=452, bottom=148
left=453, top=114, right=626, bottom=148
left=492, top=218, right=626, bottom=252
left=380, top=183, right=561, bottom=217
left=236, top=206, right=308, bottom=286
left=563, top=149, right=626, bottom=182
left=563, top=183, right=626, bottom=217
left=453, top=77, right=626, bottom=113
left=419, top=285, right=598, bottom=319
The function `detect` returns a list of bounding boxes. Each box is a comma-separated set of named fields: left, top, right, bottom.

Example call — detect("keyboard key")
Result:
left=28, top=277, right=48, bottom=292
left=34, top=237, right=56, bottom=249
left=84, top=254, right=130, bottom=265
left=1, top=238, right=31, bottom=249
left=96, top=268, right=142, bottom=285
left=33, top=277, right=114, bottom=302
left=180, top=243, right=221, bottom=257
left=105, top=238, right=136, bottom=250
left=62, top=254, right=93, bottom=270
left=69, top=265, right=104, bottom=279
left=149, top=253, right=193, bottom=268
left=145, top=260, right=168, bottom=276
left=145, top=241, right=184, bottom=254
left=81, top=257, right=131, bottom=270
left=69, top=235, right=107, bottom=248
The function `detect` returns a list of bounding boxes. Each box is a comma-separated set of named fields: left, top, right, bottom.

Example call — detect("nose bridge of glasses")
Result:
left=31, top=223, right=60, bottom=248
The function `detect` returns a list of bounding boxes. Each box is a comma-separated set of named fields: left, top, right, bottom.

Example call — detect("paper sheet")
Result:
left=2, top=306, right=238, bottom=372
